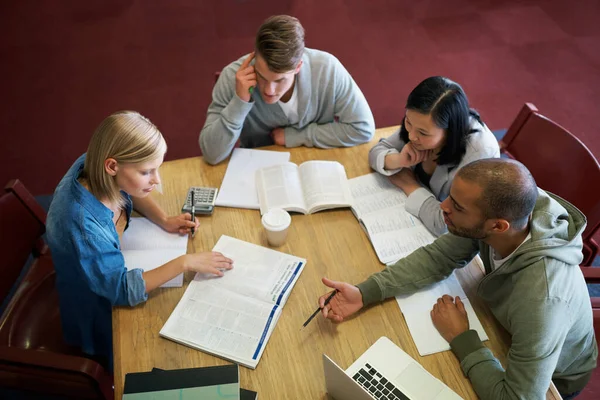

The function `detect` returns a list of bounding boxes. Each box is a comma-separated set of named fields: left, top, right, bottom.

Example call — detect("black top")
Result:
left=414, top=163, right=432, bottom=189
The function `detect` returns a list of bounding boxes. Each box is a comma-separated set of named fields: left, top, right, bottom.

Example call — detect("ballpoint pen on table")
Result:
left=301, top=290, right=338, bottom=330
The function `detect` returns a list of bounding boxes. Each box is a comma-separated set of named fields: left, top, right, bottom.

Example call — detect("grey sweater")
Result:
left=199, top=48, right=375, bottom=165
left=357, top=190, right=597, bottom=399
left=368, top=119, right=500, bottom=237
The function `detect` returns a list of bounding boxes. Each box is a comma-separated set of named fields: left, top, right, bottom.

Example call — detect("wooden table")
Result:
left=113, top=127, right=561, bottom=399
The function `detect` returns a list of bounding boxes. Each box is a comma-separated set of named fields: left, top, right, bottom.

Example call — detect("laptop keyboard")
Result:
left=352, top=363, right=410, bottom=400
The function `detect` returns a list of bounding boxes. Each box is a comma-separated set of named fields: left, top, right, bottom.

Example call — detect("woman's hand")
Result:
left=388, top=168, right=422, bottom=195
left=182, top=252, right=233, bottom=276
left=385, top=143, right=432, bottom=170
left=161, top=213, right=199, bottom=234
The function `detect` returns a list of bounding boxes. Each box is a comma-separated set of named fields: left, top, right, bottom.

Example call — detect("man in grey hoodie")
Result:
left=199, top=15, right=375, bottom=165
left=319, top=158, right=597, bottom=399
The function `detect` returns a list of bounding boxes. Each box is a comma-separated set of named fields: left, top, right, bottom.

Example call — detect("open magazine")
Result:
left=255, top=160, right=353, bottom=215
left=159, top=235, right=306, bottom=369
left=349, top=173, right=436, bottom=264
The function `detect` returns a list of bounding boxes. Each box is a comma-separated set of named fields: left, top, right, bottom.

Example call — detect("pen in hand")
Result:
left=190, top=191, right=196, bottom=237
left=301, top=290, right=338, bottom=330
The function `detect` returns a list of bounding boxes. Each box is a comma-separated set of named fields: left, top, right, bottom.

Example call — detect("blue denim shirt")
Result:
left=46, top=154, right=148, bottom=366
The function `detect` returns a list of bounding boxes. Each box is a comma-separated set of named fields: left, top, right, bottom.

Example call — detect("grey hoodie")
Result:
left=357, top=189, right=597, bottom=399
left=199, top=49, right=375, bottom=165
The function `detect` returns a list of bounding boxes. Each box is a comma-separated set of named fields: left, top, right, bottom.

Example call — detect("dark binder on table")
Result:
left=122, top=365, right=257, bottom=399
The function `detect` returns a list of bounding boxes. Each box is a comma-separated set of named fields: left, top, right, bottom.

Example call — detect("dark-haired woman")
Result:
left=369, top=76, right=499, bottom=236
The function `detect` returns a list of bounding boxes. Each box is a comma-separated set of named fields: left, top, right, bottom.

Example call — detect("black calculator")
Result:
left=181, top=187, right=218, bottom=215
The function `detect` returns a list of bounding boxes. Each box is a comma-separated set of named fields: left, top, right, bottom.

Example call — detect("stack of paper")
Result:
left=160, top=235, right=306, bottom=369
left=122, top=218, right=188, bottom=287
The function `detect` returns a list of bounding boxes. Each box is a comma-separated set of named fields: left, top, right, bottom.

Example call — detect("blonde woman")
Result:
left=47, top=111, right=232, bottom=369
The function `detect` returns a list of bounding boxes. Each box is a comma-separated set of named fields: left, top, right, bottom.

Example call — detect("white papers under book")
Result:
left=349, top=173, right=436, bottom=264
left=121, top=217, right=188, bottom=287
left=159, top=235, right=306, bottom=369
left=215, top=148, right=290, bottom=210
left=395, top=272, right=489, bottom=356
left=255, top=160, right=353, bottom=215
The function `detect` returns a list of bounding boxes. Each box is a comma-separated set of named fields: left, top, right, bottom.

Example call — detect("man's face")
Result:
left=440, top=177, right=490, bottom=239
left=253, top=54, right=301, bottom=104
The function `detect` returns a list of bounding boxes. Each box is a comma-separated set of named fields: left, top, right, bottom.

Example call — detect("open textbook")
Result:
left=160, top=235, right=306, bottom=369
left=349, top=173, right=436, bottom=264
left=121, top=217, right=188, bottom=287
left=255, top=160, right=353, bottom=215
left=215, top=148, right=290, bottom=210
left=395, top=270, right=489, bottom=356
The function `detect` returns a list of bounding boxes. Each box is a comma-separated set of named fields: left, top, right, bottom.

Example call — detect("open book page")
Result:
left=395, top=272, right=489, bottom=356
left=215, top=148, right=291, bottom=210
left=360, top=205, right=435, bottom=264
left=197, top=235, right=306, bottom=305
left=160, top=235, right=306, bottom=369
left=349, top=172, right=407, bottom=219
left=121, top=218, right=188, bottom=287
left=256, top=162, right=307, bottom=215
left=298, top=161, right=353, bottom=213
left=348, top=173, right=434, bottom=264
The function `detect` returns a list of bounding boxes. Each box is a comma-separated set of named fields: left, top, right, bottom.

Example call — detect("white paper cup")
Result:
left=261, top=208, right=291, bottom=247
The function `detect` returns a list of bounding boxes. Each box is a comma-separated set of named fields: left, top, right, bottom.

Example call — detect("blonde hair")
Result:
left=255, top=15, right=305, bottom=72
left=83, top=111, right=167, bottom=207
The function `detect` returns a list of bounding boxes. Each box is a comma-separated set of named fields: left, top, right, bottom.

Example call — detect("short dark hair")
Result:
left=255, top=15, right=305, bottom=72
left=457, top=159, right=538, bottom=229
left=399, top=76, right=482, bottom=165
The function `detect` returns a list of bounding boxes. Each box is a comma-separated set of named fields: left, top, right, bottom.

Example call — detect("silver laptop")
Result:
left=323, top=336, right=463, bottom=400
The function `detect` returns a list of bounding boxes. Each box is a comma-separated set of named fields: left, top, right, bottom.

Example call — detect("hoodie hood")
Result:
left=482, top=188, right=586, bottom=274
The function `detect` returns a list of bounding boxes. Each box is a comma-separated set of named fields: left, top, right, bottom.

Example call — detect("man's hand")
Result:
left=388, top=168, right=421, bottom=196
left=271, top=128, right=285, bottom=146
left=235, top=52, right=256, bottom=103
left=319, top=277, right=364, bottom=322
left=431, top=295, right=469, bottom=343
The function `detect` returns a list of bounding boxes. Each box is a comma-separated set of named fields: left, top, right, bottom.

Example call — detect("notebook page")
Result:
left=215, top=148, right=290, bottom=210
left=122, top=249, right=184, bottom=287
left=121, top=218, right=188, bottom=287
left=395, top=272, right=489, bottom=356
left=121, top=217, right=188, bottom=251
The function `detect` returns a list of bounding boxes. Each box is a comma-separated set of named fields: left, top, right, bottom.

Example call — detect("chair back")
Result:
left=500, top=103, right=600, bottom=265
left=0, top=180, right=113, bottom=399
left=0, top=180, right=48, bottom=302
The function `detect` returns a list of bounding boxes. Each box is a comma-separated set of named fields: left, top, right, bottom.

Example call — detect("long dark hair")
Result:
left=399, top=76, right=482, bottom=165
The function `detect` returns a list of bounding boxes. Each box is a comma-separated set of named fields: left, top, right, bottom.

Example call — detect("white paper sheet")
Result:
left=121, top=218, right=188, bottom=287
left=215, top=148, right=290, bottom=209
left=395, top=272, right=489, bottom=356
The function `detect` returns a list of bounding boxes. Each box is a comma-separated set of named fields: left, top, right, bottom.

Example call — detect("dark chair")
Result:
left=500, top=103, right=600, bottom=268
left=577, top=300, right=600, bottom=399
left=0, top=179, right=113, bottom=399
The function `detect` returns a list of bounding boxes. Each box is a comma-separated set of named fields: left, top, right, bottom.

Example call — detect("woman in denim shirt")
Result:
left=47, top=111, right=233, bottom=370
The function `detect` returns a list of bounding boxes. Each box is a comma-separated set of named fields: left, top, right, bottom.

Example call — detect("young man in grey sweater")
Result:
left=319, top=159, right=597, bottom=399
left=199, top=15, right=375, bottom=165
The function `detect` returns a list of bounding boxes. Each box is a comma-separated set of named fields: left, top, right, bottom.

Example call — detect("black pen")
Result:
left=190, top=190, right=196, bottom=237
left=301, top=290, right=338, bottom=330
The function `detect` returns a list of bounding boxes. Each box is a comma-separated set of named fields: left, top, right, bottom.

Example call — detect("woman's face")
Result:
left=113, top=154, right=164, bottom=198
left=404, top=109, right=446, bottom=151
